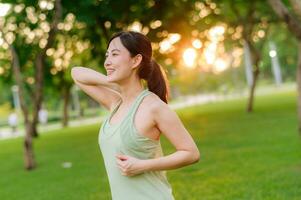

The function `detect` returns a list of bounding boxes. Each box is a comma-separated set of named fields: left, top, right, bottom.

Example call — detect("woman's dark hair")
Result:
left=107, top=31, right=170, bottom=104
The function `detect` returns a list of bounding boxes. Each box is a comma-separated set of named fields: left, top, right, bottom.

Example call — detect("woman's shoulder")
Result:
left=143, top=92, right=179, bottom=126
left=143, top=91, right=170, bottom=114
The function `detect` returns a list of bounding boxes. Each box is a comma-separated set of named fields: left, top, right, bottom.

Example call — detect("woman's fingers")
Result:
left=116, top=155, right=139, bottom=177
left=116, top=158, right=129, bottom=171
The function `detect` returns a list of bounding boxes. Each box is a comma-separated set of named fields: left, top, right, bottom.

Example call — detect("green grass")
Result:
left=0, top=91, right=300, bottom=200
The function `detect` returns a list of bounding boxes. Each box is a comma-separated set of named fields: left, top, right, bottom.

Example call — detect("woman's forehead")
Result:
left=107, top=37, right=125, bottom=52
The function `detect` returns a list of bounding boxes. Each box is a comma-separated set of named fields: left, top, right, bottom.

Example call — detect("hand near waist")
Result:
left=116, top=154, right=147, bottom=177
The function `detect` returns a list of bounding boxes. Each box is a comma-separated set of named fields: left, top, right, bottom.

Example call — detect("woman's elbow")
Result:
left=71, top=66, right=80, bottom=78
left=191, top=149, right=200, bottom=164
left=71, top=66, right=85, bottom=82
left=71, top=67, right=77, bottom=79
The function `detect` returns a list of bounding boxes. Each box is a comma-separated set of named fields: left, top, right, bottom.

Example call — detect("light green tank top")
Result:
left=98, top=88, right=175, bottom=200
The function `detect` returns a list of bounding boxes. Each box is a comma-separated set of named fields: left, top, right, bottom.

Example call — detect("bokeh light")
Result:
left=0, top=3, right=11, bottom=17
left=183, top=48, right=197, bottom=68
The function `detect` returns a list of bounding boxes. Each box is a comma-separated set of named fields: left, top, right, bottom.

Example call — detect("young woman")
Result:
left=71, top=31, right=200, bottom=200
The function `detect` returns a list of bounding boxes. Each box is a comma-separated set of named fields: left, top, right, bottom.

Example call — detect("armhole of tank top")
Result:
left=131, top=92, right=160, bottom=143
left=131, top=92, right=149, bottom=121
left=110, top=99, right=122, bottom=113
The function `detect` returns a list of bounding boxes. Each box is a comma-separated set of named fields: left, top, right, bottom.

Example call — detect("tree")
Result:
left=0, top=0, right=62, bottom=170
left=44, top=13, right=90, bottom=127
left=207, top=0, right=277, bottom=112
left=64, top=0, right=198, bottom=99
left=268, top=0, right=301, bottom=133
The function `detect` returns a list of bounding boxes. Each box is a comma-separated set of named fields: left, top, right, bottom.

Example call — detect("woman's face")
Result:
left=104, top=37, right=138, bottom=84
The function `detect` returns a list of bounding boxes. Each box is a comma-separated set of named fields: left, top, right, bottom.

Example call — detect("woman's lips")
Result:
left=107, top=69, right=115, bottom=75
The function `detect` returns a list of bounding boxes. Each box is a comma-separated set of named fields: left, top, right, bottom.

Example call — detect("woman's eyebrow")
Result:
left=106, top=49, right=121, bottom=54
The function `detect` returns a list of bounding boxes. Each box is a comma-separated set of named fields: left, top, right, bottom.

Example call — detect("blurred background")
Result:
left=0, top=0, right=300, bottom=199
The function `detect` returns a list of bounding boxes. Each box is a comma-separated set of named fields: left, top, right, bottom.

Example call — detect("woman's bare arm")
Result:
left=71, top=66, right=121, bottom=111
left=143, top=101, right=200, bottom=171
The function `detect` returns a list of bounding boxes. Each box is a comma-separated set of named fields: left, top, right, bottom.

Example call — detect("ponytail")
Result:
left=146, top=59, right=170, bottom=104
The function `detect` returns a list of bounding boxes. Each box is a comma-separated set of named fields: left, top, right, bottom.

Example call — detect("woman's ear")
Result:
left=131, top=54, right=143, bottom=69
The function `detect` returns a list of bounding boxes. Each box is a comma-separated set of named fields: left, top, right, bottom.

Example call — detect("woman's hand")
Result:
left=116, top=154, right=147, bottom=177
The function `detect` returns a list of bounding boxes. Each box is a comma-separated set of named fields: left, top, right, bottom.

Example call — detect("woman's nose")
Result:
left=104, top=58, right=111, bottom=67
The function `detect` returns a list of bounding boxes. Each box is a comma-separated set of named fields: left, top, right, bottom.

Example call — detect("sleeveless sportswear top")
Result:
left=98, top=88, right=175, bottom=200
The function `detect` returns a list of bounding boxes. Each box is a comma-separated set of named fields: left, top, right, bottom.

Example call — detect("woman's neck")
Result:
left=118, top=78, right=145, bottom=106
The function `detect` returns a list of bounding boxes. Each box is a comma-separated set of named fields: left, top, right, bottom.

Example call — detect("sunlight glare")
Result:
left=269, top=50, right=276, bottom=58
left=128, top=21, right=143, bottom=32
left=169, top=33, right=181, bottom=44
left=204, top=42, right=217, bottom=64
left=0, top=3, right=11, bottom=17
left=159, top=40, right=172, bottom=53
left=192, top=39, right=202, bottom=49
left=213, top=58, right=228, bottom=73
left=209, top=25, right=225, bottom=41
left=183, top=48, right=197, bottom=68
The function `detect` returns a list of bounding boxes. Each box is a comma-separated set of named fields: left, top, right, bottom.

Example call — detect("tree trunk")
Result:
left=62, top=86, right=70, bottom=127
left=247, top=66, right=260, bottom=112
left=32, top=123, right=39, bottom=138
left=79, top=107, right=84, bottom=117
left=31, top=55, right=44, bottom=138
left=297, top=42, right=301, bottom=134
left=30, top=50, right=45, bottom=138
left=24, top=122, right=35, bottom=170
left=267, top=0, right=301, bottom=134
left=245, top=38, right=261, bottom=113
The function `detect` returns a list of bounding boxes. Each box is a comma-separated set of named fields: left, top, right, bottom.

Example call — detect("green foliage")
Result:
left=262, top=24, right=298, bottom=81
left=0, top=102, right=11, bottom=117
left=0, top=0, right=300, bottom=111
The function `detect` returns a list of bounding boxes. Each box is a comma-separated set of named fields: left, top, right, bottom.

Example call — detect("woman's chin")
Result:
left=107, top=76, right=118, bottom=83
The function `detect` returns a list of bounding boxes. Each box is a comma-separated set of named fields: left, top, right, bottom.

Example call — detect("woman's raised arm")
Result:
left=71, top=66, right=121, bottom=111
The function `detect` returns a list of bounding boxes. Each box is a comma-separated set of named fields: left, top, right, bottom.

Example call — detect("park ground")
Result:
left=0, top=87, right=300, bottom=200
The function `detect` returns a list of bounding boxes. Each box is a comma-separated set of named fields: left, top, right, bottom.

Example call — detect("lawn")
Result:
left=0, top=90, right=300, bottom=200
